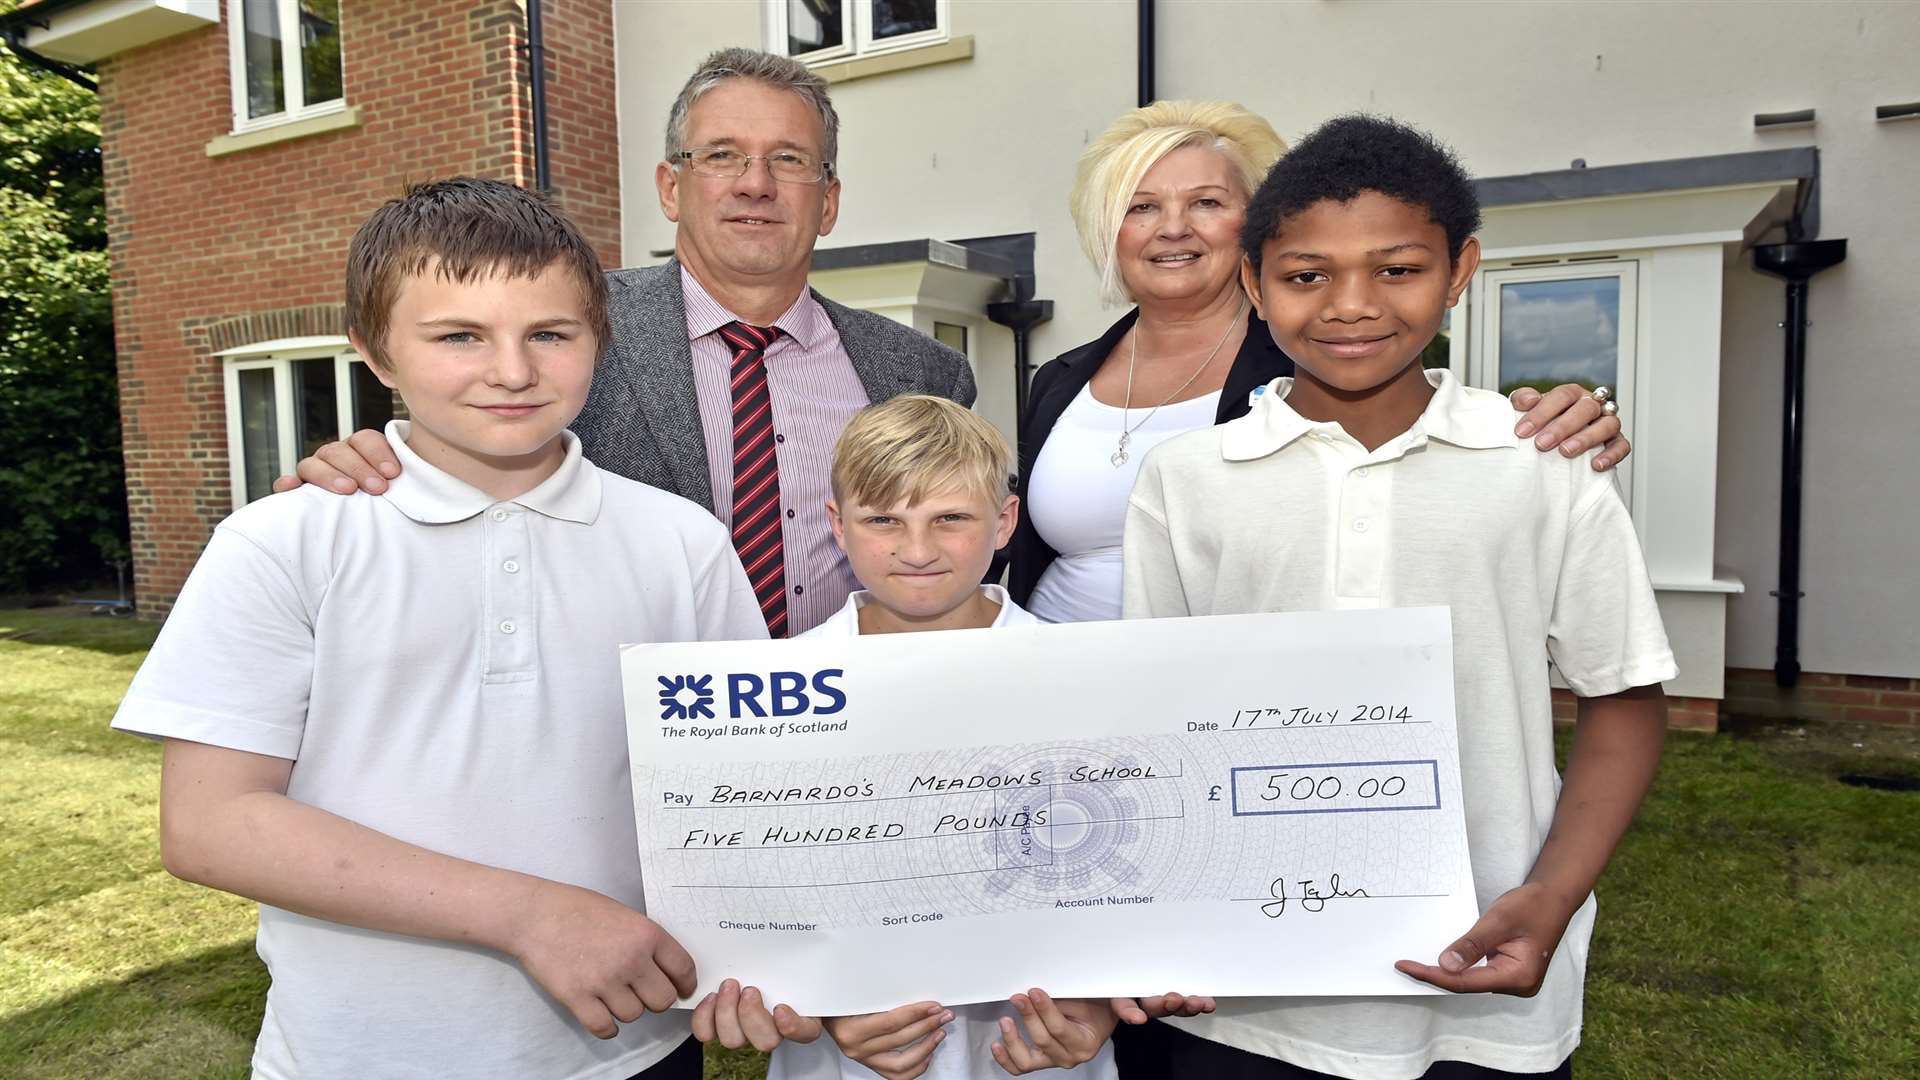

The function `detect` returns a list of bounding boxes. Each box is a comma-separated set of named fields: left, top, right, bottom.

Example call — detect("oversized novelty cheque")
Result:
left=620, top=607, right=1479, bottom=1015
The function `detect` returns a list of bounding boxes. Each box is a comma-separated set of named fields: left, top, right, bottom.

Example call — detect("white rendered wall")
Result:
left=612, top=0, right=1920, bottom=678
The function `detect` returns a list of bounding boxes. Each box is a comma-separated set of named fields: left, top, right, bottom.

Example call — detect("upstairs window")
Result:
left=229, top=0, right=345, bottom=131
left=773, top=0, right=947, bottom=63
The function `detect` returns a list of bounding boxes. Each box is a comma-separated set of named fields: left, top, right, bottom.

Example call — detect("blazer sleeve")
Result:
left=948, top=348, right=978, bottom=408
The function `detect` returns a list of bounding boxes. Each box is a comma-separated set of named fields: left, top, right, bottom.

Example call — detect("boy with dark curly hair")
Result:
left=1122, top=115, right=1676, bottom=1079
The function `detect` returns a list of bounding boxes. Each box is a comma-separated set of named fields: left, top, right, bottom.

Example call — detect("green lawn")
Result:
left=3, top=606, right=1916, bottom=1078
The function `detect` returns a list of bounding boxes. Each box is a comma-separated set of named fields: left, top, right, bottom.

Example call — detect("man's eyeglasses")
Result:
left=674, top=147, right=833, bottom=184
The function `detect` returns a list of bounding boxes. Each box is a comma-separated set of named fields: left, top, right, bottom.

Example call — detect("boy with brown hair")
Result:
left=112, top=177, right=769, bottom=1080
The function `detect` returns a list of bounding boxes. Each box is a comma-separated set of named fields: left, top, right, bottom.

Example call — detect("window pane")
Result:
left=1497, top=277, right=1619, bottom=396
left=242, top=0, right=286, bottom=118
left=291, top=357, right=339, bottom=459
left=350, top=361, right=395, bottom=432
left=236, top=368, right=280, bottom=504
left=299, top=0, right=343, bottom=106
left=933, top=321, right=967, bottom=355
left=787, top=0, right=844, bottom=54
left=872, top=0, right=938, bottom=39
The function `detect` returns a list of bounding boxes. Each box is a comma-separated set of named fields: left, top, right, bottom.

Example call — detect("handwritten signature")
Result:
left=1260, top=873, right=1369, bottom=918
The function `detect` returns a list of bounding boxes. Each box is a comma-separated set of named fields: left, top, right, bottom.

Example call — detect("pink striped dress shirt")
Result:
left=681, top=267, right=867, bottom=635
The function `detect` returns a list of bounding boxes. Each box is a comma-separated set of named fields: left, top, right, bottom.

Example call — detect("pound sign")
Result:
left=1207, top=785, right=1222, bottom=801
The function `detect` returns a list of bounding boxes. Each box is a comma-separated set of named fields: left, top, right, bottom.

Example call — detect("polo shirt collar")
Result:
left=381, top=420, right=602, bottom=525
left=1221, top=369, right=1521, bottom=461
left=679, top=264, right=831, bottom=351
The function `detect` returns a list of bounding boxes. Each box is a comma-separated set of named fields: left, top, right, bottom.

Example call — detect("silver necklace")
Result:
left=1112, top=300, right=1247, bottom=467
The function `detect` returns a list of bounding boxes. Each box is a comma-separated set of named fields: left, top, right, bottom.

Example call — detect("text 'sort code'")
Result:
left=1228, top=759, right=1441, bottom=816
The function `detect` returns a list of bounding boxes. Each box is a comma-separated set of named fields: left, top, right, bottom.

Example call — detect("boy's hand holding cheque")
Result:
left=160, top=741, right=704, bottom=1042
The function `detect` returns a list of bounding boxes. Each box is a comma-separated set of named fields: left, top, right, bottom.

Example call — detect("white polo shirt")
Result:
left=800, top=584, right=1038, bottom=638
left=112, top=421, right=767, bottom=1080
left=776, top=583, right=1114, bottom=1080
left=1123, top=371, right=1675, bottom=1078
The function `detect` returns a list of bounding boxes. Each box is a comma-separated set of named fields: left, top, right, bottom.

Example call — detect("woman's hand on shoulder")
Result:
left=1509, top=384, right=1630, bottom=471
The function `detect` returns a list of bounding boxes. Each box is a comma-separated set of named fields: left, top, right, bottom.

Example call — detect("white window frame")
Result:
left=220, top=339, right=385, bottom=509
left=769, top=0, right=950, bottom=64
left=226, top=0, right=347, bottom=134
left=1466, top=257, right=1641, bottom=503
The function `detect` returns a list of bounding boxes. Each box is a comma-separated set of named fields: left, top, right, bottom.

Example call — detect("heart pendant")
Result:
left=1110, top=448, right=1130, bottom=467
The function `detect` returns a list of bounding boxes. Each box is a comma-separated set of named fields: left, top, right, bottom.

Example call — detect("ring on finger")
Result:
left=1590, top=384, right=1613, bottom=404
left=1601, top=400, right=1619, bottom=416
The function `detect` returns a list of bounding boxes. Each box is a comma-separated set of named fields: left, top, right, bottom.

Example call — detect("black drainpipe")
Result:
left=1751, top=237, right=1846, bottom=689
left=987, top=298, right=1054, bottom=444
left=526, top=0, right=551, bottom=192
left=3, top=25, right=99, bottom=92
left=1136, top=0, right=1154, bottom=107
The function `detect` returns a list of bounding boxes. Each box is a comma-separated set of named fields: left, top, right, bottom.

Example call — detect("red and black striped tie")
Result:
left=720, top=321, right=789, bottom=638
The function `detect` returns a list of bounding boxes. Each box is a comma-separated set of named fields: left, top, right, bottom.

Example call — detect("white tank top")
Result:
left=1026, top=383, right=1221, bottom=623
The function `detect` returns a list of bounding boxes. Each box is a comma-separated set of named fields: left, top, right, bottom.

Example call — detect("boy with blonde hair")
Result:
left=732, top=394, right=1121, bottom=1079
left=112, top=178, right=770, bottom=1080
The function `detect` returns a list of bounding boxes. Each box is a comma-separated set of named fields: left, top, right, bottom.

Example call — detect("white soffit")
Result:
left=1479, top=180, right=1797, bottom=258
left=17, top=0, right=219, bottom=65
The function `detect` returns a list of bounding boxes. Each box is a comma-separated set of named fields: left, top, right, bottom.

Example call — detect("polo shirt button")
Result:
left=1355, top=467, right=1370, bottom=478
left=1353, top=519, right=1369, bottom=533
left=775, top=433, right=786, bottom=444
left=502, top=559, right=520, bottom=573
left=491, top=510, right=508, bottom=522
left=786, top=509, right=795, bottom=519
left=499, top=620, right=516, bottom=634
left=793, top=585, right=804, bottom=595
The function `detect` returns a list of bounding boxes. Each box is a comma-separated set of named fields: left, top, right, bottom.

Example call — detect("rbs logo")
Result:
left=727, top=670, right=846, bottom=718
left=657, top=669, right=847, bottom=720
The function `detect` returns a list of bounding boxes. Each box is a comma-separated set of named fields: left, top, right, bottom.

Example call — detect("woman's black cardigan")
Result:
left=1006, top=306, right=1295, bottom=606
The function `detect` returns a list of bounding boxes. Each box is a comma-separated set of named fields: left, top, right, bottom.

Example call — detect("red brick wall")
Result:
left=1550, top=689, right=1721, bottom=733
left=538, top=0, right=623, bottom=268
left=99, top=0, right=621, bottom=617
left=1723, top=669, right=1920, bottom=726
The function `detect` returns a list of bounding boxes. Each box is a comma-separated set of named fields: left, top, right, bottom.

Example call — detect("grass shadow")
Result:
left=0, top=939, right=264, bottom=1079
left=0, top=608, right=158, bottom=658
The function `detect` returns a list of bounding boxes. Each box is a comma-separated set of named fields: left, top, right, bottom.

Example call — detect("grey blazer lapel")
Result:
left=819, top=290, right=905, bottom=403
left=614, top=261, right=713, bottom=509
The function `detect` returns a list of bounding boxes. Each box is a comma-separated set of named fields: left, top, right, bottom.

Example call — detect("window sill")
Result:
left=811, top=35, right=973, bottom=85
left=206, top=106, right=360, bottom=158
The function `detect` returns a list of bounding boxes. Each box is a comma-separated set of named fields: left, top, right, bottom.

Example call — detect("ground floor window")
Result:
left=220, top=341, right=393, bottom=508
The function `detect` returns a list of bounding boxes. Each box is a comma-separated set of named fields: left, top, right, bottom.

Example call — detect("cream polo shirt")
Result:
left=777, top=583, right=1114, bottom=1080
left=112, top=421, right=767, bottom=1080
left=1122, top=371, right=1675, bottom=1079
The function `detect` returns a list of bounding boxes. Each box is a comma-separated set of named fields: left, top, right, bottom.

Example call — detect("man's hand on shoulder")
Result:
left=270, top=428, right=404, bottom=496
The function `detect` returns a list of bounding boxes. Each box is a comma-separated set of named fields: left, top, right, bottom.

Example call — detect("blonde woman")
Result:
left=1008, top=102, right=1629, bottom=622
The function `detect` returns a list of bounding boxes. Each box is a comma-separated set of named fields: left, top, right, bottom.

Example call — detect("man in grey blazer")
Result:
left=286, top=48, right=971, bottom=639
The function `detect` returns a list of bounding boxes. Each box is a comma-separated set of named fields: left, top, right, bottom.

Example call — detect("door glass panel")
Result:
left=291, top=357, right=339, bottom=459
left=242, top=0, right=287, bottom=118
left=350, top=361, right=395, bottom=432
left=787, top=0, right=844, bottom=54
left=872, top=0, right=938, bottom=39
left=237, top=367, right=280, bottom=504
left=933, top=321, right=967, bottom=355
left=1496, top=277, right=1619, bottom=395
left=298, top=0, right=344, bottom=106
